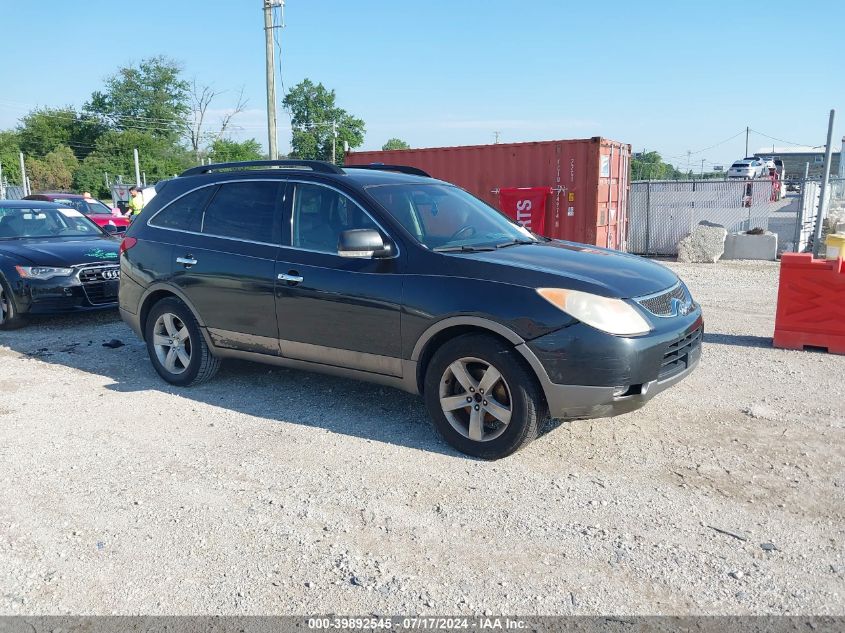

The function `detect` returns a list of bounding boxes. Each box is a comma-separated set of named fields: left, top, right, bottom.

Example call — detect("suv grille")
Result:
left=78, top=265, right=120, bottom=305
left=659, top=327, right=702, bottom=381
left=637, top=284, right=690, bottom=317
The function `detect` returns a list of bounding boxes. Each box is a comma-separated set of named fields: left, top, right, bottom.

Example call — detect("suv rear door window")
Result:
left=291, top=183, right=378, bottom=253
left=202, top=181, right=282, bottom=244
left=151, top=186, right=215, bottom=232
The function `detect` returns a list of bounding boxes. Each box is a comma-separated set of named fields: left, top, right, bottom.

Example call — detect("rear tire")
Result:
left=145, top=297, right=221, bottom=386
left=0, top=280, right=24, bottom=330
left=423, top=333, right=547, bottom=459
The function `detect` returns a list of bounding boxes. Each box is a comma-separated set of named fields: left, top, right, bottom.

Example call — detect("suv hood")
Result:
left=0, top=236, right=120, bottom=267
left=458, top=240, right=679, bottom=298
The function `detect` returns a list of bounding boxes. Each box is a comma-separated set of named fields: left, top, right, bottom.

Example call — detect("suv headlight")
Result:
left=15, top=266, right=74, bottom=280
left=537, top=288, right=652, bottom=336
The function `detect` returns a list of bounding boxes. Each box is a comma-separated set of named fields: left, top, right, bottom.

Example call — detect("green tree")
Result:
left=25, top=145, right=79, bottom=192
left=282, top=79, right=365, bottom=164
left=0, top=130, right=22, bottom=184
left=208, top=138, right=263, bottom=163
left=17, top=107, right=104, bottom=160
left=630, top=151, right=685, bottom=180
left=74, top=129, right=194, bottom=198
left=382, top=138, right=410, bottom=151
left=85, top=56, right=190, bottom=141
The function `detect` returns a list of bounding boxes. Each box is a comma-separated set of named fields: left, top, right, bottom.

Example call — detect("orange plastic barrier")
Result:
left=773, top=253, right=845, bottom=354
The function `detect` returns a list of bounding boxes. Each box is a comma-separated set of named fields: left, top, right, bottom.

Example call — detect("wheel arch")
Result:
left=411, top=317, right=528, bottom=394
left=137, top=284, right=209, bottom=344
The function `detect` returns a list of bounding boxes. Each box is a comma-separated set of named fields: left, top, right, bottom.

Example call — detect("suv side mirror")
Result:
left=338, top=229, right=391, bottom=259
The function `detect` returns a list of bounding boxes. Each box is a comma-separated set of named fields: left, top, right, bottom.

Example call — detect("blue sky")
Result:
left=1, top=0, right=843, bottom=169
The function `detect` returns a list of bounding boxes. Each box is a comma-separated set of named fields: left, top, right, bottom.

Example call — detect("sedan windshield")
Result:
left=53, top=197, right=114, bottom=216
left=0, top=207, right=103, bottom=239
left=367, top=183, right=536, bottom=251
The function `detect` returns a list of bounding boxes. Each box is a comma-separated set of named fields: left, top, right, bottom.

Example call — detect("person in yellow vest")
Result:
left=126, top=186, right=145, bottom=219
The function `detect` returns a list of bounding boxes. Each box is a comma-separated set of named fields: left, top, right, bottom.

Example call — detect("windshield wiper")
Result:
left=495, top=239, right=537, bottom=249
left=433, top=244, right=496, bottom=253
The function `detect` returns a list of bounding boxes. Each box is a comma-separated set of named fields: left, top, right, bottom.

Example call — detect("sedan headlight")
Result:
left=15, top=265, right=74, bottom=280
left=537, top=288, right=652, bottom=336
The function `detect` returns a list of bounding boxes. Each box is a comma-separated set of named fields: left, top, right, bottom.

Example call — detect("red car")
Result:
left=23, top=192, right=130, bottom=234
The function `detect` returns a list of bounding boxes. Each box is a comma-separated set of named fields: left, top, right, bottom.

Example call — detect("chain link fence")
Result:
left=0, top=184, right=26, bottom=200
left=627, top=179, right=786, bottom=256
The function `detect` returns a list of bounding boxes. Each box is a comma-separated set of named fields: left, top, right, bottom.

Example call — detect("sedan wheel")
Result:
left=439, top=356, right=513, bottom=442
left=0, top=282, right=22, bottom=330
left=152, top=312, right=192, bottom=375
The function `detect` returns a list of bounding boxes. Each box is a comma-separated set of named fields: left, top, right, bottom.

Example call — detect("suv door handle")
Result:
left=278, top=272, right=303, bottom=285
left=176, top=256, right=198, bottom=267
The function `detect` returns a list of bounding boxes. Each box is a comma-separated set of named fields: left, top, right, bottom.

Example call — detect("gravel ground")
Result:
left=0, top=260, right=843, bottom=616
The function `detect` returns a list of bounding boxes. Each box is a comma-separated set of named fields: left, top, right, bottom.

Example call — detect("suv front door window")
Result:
left=291, top=182, right=379, bottom=254
left=275, top=182, right=403, bottom=375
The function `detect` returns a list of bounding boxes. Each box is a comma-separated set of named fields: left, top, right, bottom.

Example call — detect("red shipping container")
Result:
left=773, top=253, right=845, bottom=354
left=345, top=137, right=631, bottom=250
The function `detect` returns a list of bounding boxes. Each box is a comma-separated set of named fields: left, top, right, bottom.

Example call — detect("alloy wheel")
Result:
left=152, top=312, right=192, bottom=375
left=439, top=356, right=513, bottom=442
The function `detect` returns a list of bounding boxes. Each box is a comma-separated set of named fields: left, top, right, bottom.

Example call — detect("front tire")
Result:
left=423, top=333, right=547, bottom=459
left=0, top=280, right=24, bottom=330
left=145, top=297, right=221, bottom=386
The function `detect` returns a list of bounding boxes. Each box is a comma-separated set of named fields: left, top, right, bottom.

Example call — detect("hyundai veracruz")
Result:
left=118, top=160, right=702, bottom=459
left=0, top=201, right=121, bottom=329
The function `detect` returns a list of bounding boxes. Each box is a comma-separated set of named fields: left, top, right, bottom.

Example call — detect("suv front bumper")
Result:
left=517, top=309, right=703, bottom=420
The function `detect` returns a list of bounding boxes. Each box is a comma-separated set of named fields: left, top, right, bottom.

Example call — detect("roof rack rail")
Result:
left=180, top=160, right=344, bottom=177
left=346, top=163, right=431, bottom=178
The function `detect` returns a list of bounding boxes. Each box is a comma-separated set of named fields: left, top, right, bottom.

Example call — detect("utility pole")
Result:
left=494, top=131, right=500, bottom=144
left=133, top=148, right=141, bottom=187
left=700, top=158, right=706, bottom=177
left=812, top=109, right=836, bottom=257
left=19, top=152, right=27, bottom=196
left=745, top=126, right=750, bottom=157
left=263, top=0, right=285, bottom=160
left=686, top=150, right=691, bottom=175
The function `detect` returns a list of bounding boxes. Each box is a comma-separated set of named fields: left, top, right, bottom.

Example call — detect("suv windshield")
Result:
left=0, top=206, right=103, bottom=239
left=367, top=183, right=536, bottom=251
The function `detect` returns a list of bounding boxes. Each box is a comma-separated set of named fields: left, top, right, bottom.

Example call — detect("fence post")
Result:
left=645, top=180, right=651, bottom=256
left=813, top=109, right=835, bottom=257
left=19, top=152, right=28, bottom=197
left=794, top=163, right=809, bottom=252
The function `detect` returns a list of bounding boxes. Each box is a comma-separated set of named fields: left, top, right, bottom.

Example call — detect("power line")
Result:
left=749, top=128, right=822, bottom=149
left=0, top=99, right=184, bottom=127
left=666, top=130, right=745, bottom=159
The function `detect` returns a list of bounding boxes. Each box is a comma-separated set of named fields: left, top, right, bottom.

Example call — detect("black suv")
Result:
left=119, top=160, right=702, bottom=459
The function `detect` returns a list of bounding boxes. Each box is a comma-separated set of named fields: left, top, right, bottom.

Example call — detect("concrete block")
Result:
left=677, top=222, right=727, bottom=263
left=722, top=231, right=778, bottom=261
